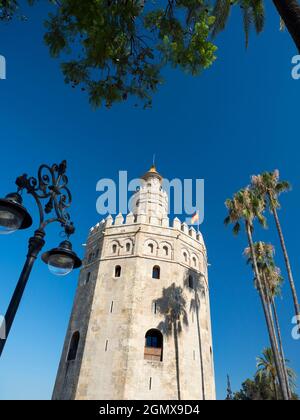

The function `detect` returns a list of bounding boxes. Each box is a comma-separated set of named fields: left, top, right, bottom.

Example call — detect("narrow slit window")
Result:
left=67, top=331, right=80, bottom=362
left=105, top=340, right=109, bottom=352
left=115, top=265, right=121, bottom=278
left=152, top=302, right=157, bottom=314
left=110, top=301, right=114, bottom=313
left=85, top=272, right=91, bottom=284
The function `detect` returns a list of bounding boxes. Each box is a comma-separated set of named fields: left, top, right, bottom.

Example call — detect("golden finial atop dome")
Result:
left=141, top=163, right=162, bottom=182
left=149, top=164, right=157, bottom=173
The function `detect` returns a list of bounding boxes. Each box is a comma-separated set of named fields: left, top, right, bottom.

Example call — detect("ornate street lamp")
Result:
left=0, top=160, right=81, bottom=356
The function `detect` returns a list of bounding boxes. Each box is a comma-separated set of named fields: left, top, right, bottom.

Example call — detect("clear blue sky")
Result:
left=0, top=2, right=299, bottom=400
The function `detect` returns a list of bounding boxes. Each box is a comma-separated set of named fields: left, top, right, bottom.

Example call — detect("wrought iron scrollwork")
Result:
left=15, top=160, right=75, bottom=236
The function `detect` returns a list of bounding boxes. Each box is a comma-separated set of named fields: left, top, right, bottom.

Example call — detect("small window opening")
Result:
left=85, top=272, right=91, bottom=284
left=152, top=266, right=160, bottom=279
left=67, top=331, right=80, bottom=362
left=115, top=265, right=121, bottom=278
left=188, top=275, right=194, bottom=289
left=144, top=329, right=163, bottom=362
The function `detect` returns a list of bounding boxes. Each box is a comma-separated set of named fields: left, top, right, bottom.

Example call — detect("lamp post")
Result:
left=0, top=160, right=81, bottom=357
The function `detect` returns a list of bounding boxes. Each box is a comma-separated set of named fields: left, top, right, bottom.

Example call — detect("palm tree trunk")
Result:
left=272, top=0, right=300, bottom=52
left=245, top=221, right=289, bottom=400
left=272, top=299, right=292, bottom=399
left=272, top=374, right=279, bottom=400
left=261, top=272, right=288, bottom=399
left=173, top=322, right=181, bottom=400
left=271, top=203, right=300, bottom=328
left=195, top=290, right=206, bottom=400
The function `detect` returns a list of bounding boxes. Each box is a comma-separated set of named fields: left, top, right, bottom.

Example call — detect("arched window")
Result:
left=126, top=242, right=131, bottom=252
left=112, top=244, right=117, bottom=254
left=67, top=331, right=80, bottom=361
left=115, top=265, right=121, bottom=278
left=163, top=246, right=169, bottom=256
left=192, top=257, right=197, bottom=268
left=183, top=252, right=188, bottom=263
left=188, top=275, right=194, bottom=289
left=144, top=329, right=163, bottom=362
left=148, top=243, right=154, bottom=254
left=152, top=266, right=160, bottom=279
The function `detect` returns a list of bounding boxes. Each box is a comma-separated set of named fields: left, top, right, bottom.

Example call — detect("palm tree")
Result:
left=256, top=348, right=297, bottom=399
left=251, top=170, right=300, bottom=329
left=212, top=0, right=300, bottom=52
left=244, top=241, right=291, bottom=398
left=256, top=347, right=280, bottom=399
left=184, top=271, right=206, bottom=400
left=154, top=283, right=188, bottom=400
left=224, top=188, right=289, bottom=400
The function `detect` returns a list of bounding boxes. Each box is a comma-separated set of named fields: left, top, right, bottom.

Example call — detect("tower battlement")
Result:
left=89, top=215, right=205, bottom=246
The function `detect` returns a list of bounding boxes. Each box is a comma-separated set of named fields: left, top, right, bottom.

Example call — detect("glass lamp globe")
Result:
left=42, top=240, right=81, bottom=277
left=0, top=193, right=32, bottom=235
left=0, top=205, right=24, bottom=234
left=48, top=253, right=74, bottom=277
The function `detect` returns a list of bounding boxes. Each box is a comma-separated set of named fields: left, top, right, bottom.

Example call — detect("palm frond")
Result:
left=250, top=0, right=265, bottom=34
left=242, top=4, right=252, bottom=48
left=211, top=0, right=232, bottom=38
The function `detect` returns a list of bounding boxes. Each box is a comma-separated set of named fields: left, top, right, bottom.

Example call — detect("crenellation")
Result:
left=189, top=226, right=196, bottom=239
left=181, top=222, right=189, bottom=235
left=115, top=213, right=124, bottom=226
left=161, top=217, right=169, bottom=228
left=105, top=214, right=114, bottom=227
left=126, top=212, right=135, bottom=224
left=172, top=217, right=181, bottom=230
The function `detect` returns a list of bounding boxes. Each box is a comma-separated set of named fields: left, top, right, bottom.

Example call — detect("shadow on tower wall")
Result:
left=154, top=283, right=188, bottom=401
left=184, top=269, right=206, bottom=400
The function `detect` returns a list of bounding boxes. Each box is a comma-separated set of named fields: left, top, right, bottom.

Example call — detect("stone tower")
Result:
left=52, top=166, right=216, bottom=400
